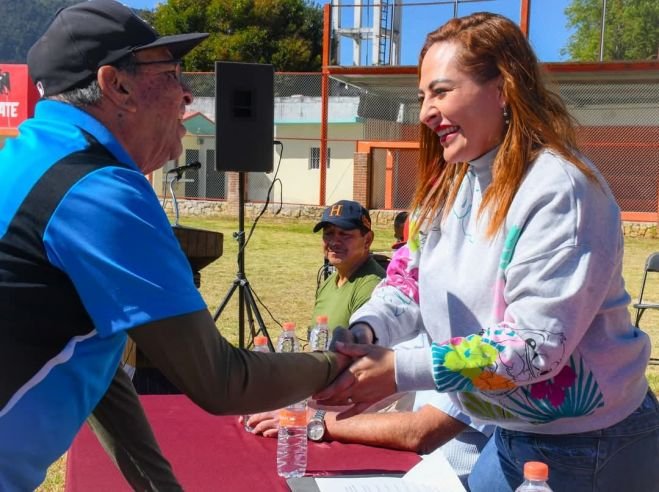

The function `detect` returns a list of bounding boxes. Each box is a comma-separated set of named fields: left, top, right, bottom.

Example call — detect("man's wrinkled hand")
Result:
left=313, top=342, right=396, bottom=413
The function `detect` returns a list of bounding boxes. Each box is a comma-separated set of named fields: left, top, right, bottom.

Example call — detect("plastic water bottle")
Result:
left=309, top=314, right=330, bottom=351
left=242, top=335, right=270, bottom=432
left=276, top=321, right=299, bottom=353
left=515, top=462, right=553, bottom=492
left=276, top=399, right=308, bottom=478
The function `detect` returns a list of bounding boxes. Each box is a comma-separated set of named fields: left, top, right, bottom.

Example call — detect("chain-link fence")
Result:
left=561, top=79, right=659, bottom=215
left=168, top=68, right=658, bottom=220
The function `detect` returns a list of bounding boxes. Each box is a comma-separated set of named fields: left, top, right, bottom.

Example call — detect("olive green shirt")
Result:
left=312, top=256, right=385, bottom=331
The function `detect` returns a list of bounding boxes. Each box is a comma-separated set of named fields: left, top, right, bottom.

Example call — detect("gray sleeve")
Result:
left=129, top=309, right=344, bottom=415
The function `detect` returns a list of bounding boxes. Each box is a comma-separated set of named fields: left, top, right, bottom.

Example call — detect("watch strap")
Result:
left=307, top=409, right=327, bottom=441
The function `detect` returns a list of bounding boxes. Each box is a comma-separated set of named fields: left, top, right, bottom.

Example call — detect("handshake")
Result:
left=312, top=323, right=397, bottom=419
left=241, top=323, right=398, bottom=436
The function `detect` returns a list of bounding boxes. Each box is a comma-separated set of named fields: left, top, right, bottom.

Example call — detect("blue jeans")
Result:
left=468, top=390, right=659, bottom=492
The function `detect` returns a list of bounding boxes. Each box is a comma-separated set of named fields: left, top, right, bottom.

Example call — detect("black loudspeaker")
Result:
left=215, top=62, right=274, bottom=173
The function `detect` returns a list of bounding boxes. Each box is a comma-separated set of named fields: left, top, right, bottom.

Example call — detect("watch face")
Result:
left=307, top=419, right=325, bottom=441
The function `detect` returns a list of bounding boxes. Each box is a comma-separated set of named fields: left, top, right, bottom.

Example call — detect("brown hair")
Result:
left=411, top=12, right=594, bottom=238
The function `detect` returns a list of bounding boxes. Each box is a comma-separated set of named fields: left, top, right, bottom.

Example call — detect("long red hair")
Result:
left=411, top=12, right=594, bottom=238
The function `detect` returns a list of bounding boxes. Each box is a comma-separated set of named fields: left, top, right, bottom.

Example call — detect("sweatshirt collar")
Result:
left=469, top=145, right=498, bottom=171
left=468, top=146, right=498, bottom=189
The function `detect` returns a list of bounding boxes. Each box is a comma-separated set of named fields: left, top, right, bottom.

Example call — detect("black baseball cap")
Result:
left=313, top=200, right=372, bottom=233
left=27, top=0, right=209, bottom=97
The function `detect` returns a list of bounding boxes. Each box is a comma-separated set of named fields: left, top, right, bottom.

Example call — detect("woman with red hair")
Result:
left=318, top=12, right=659, bottom=492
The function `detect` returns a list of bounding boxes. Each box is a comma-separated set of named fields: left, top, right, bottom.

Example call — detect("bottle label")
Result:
left=310, top=325, right=329, bottom=351
left=317, top=331, right=328, bottom=351
left=278, top=338, right=294, bottom=353
left=279, top=409, right=307, bottom=427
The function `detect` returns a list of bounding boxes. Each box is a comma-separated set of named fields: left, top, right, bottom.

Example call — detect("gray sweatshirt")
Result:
left=351, top=147, right=650, bottom=434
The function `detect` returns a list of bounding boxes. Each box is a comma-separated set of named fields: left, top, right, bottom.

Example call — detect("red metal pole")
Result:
left=520, top=0, right=531, bottom=38
left=385, top=150, right=394, bottom=209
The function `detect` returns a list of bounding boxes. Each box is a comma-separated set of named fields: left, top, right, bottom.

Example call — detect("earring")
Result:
left=503, top=106, right=510, bottom=125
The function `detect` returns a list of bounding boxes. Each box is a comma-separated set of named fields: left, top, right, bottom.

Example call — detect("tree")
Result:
left=563, top=0, right=659, bottom=61
left=0, top=0, right=80, bottom=63
left=0, top=0, right=157, bottom=63
left=151, top=0, right=324, bottom=72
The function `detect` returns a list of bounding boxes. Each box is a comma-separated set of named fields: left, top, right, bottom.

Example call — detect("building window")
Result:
left=309, top=147, right=330, bottom=170
left=185, top=149, right=200, bottom=166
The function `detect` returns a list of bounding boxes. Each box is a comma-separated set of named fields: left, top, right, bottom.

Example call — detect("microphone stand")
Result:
left=166, top=173, right=182, bottom=227
left=165, top=162, right=201, bottom=226
left=212, top=172, right=273, bottom=350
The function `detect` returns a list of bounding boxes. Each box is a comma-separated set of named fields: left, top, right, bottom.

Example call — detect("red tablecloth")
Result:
left=65, top=395, right=421, bottom=491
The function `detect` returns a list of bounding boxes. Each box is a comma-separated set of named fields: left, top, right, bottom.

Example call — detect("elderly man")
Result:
left=0, top=1, right=348, bottom=490
left=311, top=199, right=386, bottom=329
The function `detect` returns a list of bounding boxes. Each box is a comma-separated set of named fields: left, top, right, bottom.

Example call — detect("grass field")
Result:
left=38, top=216, right=658, bottom=491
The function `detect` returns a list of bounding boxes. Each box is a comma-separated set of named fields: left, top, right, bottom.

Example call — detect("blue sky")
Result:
left=123, top=0, right=575, bottom=63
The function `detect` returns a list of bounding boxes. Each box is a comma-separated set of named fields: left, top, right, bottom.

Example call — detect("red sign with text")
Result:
left=0, top=64, right=39, bottom=130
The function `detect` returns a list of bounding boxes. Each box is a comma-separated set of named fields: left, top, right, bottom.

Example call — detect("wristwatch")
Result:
left=307, top=410, right=327, bottom=442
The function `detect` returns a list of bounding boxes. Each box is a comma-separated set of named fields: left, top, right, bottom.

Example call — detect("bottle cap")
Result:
left=523, top=461, right=548, bottom=481
left=316, top=315, right=328, bottom=324
left=253, top=335, right=268, bottom=346
left=282, top=322, right=296, bottom=331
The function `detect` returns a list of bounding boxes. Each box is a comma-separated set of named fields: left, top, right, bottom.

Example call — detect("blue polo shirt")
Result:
left=0, top=100, right=205, bottom=490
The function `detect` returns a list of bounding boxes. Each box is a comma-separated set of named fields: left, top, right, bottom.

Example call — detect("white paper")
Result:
left=315, top=476, right=441, bottom=492
left=403, top=448, right=466, bottom=492
left=314, top=448, right=465, bottom=492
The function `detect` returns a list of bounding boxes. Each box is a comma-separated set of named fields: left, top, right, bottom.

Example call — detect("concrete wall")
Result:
left=163, top=199, right=657, bottom=239
left=248, top=122, right=362, bottom=204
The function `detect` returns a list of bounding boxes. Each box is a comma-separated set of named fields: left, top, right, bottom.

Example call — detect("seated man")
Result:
left=311, top=199, right=386, bottom=330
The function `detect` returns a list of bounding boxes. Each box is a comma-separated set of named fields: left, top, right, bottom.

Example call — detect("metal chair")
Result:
left=633, top=251, right=659, bottom=328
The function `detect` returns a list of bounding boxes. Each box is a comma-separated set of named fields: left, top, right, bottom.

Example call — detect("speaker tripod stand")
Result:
left=213, top=172, right=274, bottom=351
